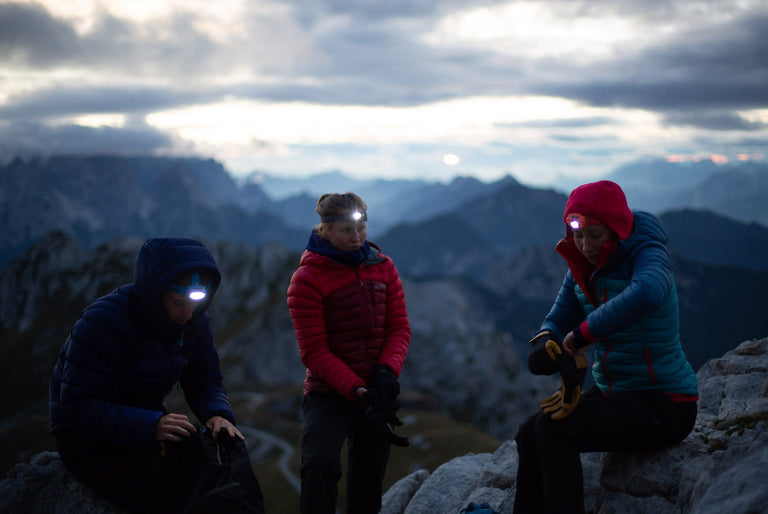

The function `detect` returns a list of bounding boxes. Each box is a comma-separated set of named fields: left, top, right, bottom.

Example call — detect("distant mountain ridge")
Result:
left=2, top=153, right=768, bottom=490
left=0, top=155, right=307, bottom=266
left=2, top=153, right=767, bottom=268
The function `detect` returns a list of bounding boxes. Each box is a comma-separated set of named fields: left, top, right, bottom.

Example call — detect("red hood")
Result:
left=563, top=180, right=633, bottom=240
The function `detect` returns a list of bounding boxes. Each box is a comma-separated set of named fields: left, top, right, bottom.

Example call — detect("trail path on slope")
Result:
left=241, top=425, right=301, bottom=493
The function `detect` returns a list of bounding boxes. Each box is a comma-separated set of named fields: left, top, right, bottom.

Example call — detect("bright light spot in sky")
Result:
left=72, top=114, right=126, bottom=128
left=443, top=154, right=461, bottom=166
left=426, top=2, right=638, bottom=61
left=146, top=95, right=593, bottom=147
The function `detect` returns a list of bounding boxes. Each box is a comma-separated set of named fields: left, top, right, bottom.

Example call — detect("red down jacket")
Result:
left=287, top=243, right=411, bottom=402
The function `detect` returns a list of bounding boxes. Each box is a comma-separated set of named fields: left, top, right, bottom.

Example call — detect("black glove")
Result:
left=539, top=340, right=588, bottom=421
left=359, top=392, right=409, bottom=447
left=370, top=363, right=400, bottom=403
left=527, top=331, right=560, bottom=375
left=358, top=389, right=385, bottom=417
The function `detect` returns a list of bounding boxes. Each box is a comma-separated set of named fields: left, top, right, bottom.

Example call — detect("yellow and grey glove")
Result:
left=539, top=340, right=588, bottom=421
left=527, top=330, right=560, bottom=375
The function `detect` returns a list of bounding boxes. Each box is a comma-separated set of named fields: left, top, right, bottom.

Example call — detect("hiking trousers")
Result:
left=300, top=391, right=391, bottom=514
left=55, top=429, right=193, bottom=513
left=512, top=386, right=697, bottom=514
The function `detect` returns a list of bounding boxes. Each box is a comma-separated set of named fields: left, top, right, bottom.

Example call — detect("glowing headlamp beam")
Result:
left=170, top=272, right=208, bottom=301
left=188, top=289, right=207, bottom=301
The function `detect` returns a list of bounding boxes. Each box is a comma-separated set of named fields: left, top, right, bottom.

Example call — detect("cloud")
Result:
left=663, top=112, right=767, bottom=131
left=0, top=85, right=212, bottom=120
left=0, top=0, right=766, bottom=183
left=0, top=3, right=83, bottom=66
left=0, top=121, right=175, bottom=162
left=532, top=7, right=768, bottom=113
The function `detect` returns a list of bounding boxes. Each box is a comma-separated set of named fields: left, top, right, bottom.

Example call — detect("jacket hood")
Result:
left=563, top=180, right=634, bottom=240
left=133, top=238, right=221, bottom=329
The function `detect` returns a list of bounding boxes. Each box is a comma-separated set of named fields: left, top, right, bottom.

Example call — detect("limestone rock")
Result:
left=381, top=337, right=768, bottom=514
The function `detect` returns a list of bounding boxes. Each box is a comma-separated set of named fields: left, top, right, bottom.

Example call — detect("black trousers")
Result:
left=56, top=430, right=194, bottom=513
left=513, top=386, right=697, bottom=514
left=300, top=392, right=391, bottom=514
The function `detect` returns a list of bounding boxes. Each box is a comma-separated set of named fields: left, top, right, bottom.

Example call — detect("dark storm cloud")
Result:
left=663, top=112, right=767, bottom=131
left=1, top=0, right=766, bottom=148
left=534, top=8, right=768, bottom=112
left=0, top=2, right=80, bottom=65
left=0, top=2, right=222, bottom=75
left=0, top=85, right=212, bottom=120
left=0, top=121, right=174, bottom=161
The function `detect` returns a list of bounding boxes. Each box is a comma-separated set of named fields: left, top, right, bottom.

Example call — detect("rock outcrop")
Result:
left=2, top=338, right=767, bottom=513
left=382, top=337, right=768, bottom=514
left=0, top=451, right=127, bottom=514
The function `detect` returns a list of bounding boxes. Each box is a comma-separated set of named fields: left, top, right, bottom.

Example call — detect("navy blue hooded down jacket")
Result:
left=49, top=238, right=235, bottom=446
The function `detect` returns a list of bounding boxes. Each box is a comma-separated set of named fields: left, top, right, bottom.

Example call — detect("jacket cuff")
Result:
left=572, top=321, right=595, bottom=349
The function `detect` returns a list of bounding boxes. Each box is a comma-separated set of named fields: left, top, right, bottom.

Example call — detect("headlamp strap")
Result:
left=320, top=194, right=367, bottom=223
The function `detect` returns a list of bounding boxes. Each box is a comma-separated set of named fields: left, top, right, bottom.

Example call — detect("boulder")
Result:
left=2, top=338, right=766, bottom=513
left=0, top=451, right=126, bottom=513
left=381, top=337, right=768, bottom=514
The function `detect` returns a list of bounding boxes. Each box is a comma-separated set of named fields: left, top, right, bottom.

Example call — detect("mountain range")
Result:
left=1, top=153, right=768, bottom=492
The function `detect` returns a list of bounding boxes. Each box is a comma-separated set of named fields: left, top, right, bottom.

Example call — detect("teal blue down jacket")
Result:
left=541, top=211, right=698, bottom=396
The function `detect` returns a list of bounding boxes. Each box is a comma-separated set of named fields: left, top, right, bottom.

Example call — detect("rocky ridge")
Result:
left=2, top=337, right=767, bottom=513
left=381, top=337, right=768, bottom=514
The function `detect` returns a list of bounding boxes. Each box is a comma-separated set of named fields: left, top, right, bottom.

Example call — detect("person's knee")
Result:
left=533, top=413, right=577, bottom=458
left=301, top=455, right=342, bottom=481
left=514, top=414, right=539, bottom=454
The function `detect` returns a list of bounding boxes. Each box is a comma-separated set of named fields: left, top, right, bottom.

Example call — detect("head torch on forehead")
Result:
left=320, top=194, right=367, bottom=223
left=170, top=272, right=208, bottom=301
left=566, top=212, right=601, bottom=231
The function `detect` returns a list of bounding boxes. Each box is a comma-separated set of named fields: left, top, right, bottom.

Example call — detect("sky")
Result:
left=0, top=0, right=766, bottom=187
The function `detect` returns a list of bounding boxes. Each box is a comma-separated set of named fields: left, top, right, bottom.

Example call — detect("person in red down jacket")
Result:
left=287, top=192, right=411, bottom=514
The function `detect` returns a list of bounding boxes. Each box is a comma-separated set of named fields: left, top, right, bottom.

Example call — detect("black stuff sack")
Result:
left=175, top=425, right=265, bottom=514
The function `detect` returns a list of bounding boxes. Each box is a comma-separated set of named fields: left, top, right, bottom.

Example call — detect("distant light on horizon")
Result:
left=443, top=153, right=461, bottom=166
left=666, top=153, right=731, bottom=164
left=738, top=153, right=765, bottom=161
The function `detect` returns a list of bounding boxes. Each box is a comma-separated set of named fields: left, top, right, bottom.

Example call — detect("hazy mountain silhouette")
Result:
left=2, top=153, right=768, bottom=494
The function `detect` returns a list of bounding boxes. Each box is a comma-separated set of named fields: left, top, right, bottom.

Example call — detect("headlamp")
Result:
left=320, top=193, right=367, bottom=223
left=567, top=213, right=585, bottom=230
left=321, top=210, right=367, bottom=223
left=566, top=213, right=601, bottom=231
left=170, top=272, right=208, bottom=301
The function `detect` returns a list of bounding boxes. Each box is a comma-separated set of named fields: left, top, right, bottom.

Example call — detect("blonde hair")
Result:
left=313, top=192, right=368, bottom=236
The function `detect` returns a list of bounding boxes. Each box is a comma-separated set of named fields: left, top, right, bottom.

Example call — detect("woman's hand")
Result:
left=156, top=413, right=197, bottom=442
left=563, top=332, right=590, bottom=356
left=206, top=415, right=245, bottom=440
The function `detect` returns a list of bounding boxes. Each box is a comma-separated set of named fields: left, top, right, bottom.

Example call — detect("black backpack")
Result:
left=176, top=426, right=265, bottom=514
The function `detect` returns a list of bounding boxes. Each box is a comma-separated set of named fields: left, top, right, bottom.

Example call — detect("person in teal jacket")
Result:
left=513, top=180, right=698, bottom=514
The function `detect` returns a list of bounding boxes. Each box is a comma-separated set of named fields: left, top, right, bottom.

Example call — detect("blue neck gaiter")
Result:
left=306, top=232, right=371, bottom=267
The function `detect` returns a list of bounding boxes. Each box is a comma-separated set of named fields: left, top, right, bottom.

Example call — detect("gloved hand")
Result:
left=359, top=392, right=410, bottom=447
left=539, top=340, right=588, bottom=421
left=370, top=363, right=400, bottom=403
left=527, top=330, right=560, bottom=375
